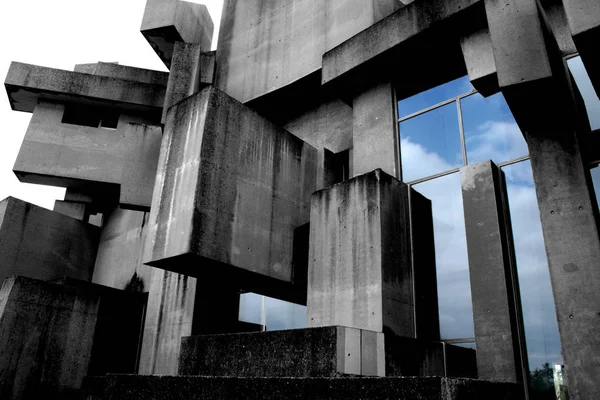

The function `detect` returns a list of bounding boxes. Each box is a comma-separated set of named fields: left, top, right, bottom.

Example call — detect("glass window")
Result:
left=398, top=76, right=473, bottom=118
left=503, top=160, right=562, bottom=371
left=462, top=92, right=528, bottom=165
left=591, top=166, right=600, bottom=210
left=413, top=172, right=474, bottom=339
left=567, top=56, right=600, bottom=130
left=239, top=292, right=306, bottom=331
left=400, top=103, right=463, bottom=182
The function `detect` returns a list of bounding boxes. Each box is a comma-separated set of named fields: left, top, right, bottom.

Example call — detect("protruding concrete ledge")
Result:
left=73, top=62, right=169, bottom=86
left=178, top=327, right=385, bottom=378
left=4, top=62, right=165, bottom=115
left=84, top=375, right=525, bottom=400
left=141, top=0, right=213, bottom=67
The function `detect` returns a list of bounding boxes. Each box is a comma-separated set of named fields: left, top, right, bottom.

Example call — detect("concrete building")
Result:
left=1, top=0, right=600, bottom=399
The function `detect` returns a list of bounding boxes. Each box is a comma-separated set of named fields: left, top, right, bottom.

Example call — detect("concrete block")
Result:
left=460, top=27, right=499, bottom=96
left=84, top=375, right=525, bottom=400
left=162, top=41, right=203, bottom=124
left=307, top=170, right=414, bottom=337
left=144, top=87, right=318, bottom=296
left=5, top=62, right=165, bottom=115
left=53, top=200, right=87, bottom=221
left=199, top=51, right=216, bottom=85
left=74, top=62, right=169, bottom=86
left=120, top=123, right=162, bottom=211
left=141, top=0, right=213, bottom=67
left=0, top=197, right=100, bottom=286
left=178, top=327, right=385, bottom=377
left=461, top=161, right=528, bottom=384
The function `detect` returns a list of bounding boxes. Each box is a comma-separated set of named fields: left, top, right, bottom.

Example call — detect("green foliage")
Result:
left=529, top=363, right=555, bottom=400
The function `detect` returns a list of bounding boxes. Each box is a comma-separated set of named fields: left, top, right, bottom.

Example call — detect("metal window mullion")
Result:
left=398, top=97, right=457, bottom=123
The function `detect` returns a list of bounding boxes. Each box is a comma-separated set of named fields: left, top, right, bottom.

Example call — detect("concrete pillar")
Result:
left=461, top=161, right=529, bottom=385
left=162, top=42, right=202, bottom=124
left=352, top=81, right=399, bottom=179
left=307, top=169, right=414, bottom=337
left=526, top=127, right=600, bottom=399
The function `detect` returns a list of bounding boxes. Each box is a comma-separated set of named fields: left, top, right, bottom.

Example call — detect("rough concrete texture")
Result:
left=308, top=170, right=415, bottom=337
left=162, top=41, right=203, bottom=124
left=74, top=62, right=169, bottom=86
left=461, top=161, right=528, bottom=384
left=352, top=81, right=399, bottom=179
left=539, top=0, right=577, bottom=56
left=5, top=62, right=165, bottom=115
left=216, top=0, right=403, bottom=102
left=141, top=0, right=213, bottom=67
left=321, top=0, right=478, bottom=86
left=120, top=123, right=162, bottom=211
left=484, top=0, right=552, bottom=88
left=0, top=197, right=99, bottom=286
left=525, top=126, right=600, bottom=399
left=178, top=327, right=385, bottom=378
left=85, top=375, right=524, bottom=400
left=14, top=102, right=162, bottom=210
left=562, top=0, right=600, bottom=96
left=384, top=335, right=477, bottom=379
left=53, top=199, right=87, bottom=221
left=460, top=27, right=498, bottom=96
left=144, top=86, right=318, bottom=287
left=0, top=276, right=99, bottom=400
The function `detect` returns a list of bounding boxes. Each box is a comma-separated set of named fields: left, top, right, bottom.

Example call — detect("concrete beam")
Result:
left=0, top=197, right=100, bottom=286
left=460, top=27, right=499, bottom=97
left=53, top=200, right=88, bottom=221
left=141, top=0, right=213, bottom=67
left=144, top=86, right=317, bottom=302
left=73, top=62, right=169, bottom=86
left=461, top=161, right=528, bottom=384
left=352, top=81, right=399, bottom=179
left=307, top=170, right=414, bottom=337
left=562, top=0, right=600, bottom=97
left=4, top=62, right=165, bottom=115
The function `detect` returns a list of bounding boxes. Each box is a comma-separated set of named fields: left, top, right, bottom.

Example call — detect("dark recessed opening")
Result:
left=62, top=104, right=120, bottom=129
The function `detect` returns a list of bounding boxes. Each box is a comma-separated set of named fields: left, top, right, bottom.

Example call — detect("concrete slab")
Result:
left=53, top=200, right=87, bottom=221
left=178, top=326, right=385, bottom=378
left=74, top=62, right=169, bottom=86
left=0, top=197, right=100, bottom=286
left=141, top=0, right=213, bottom=67
left=5, top=62, right=165, bottom=115
left=144, top=86, right=318, bottom=296
left=460, top=27, right=498, bottom=96
left=461, top=161, right=528, bottom=384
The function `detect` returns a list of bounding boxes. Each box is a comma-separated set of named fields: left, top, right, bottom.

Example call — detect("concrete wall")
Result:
left=215, top=0, right=403, bottom=102
left=145, top=86, right=317, bottom=285
left=0, top=276, right=99, bottom=400
left=0, top=197, right=100, bottom=286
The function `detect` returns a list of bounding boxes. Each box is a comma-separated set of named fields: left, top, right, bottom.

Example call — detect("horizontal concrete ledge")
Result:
left=4, top=62, right=166, bottom=114
left=84, top=375, right=524, bottom=400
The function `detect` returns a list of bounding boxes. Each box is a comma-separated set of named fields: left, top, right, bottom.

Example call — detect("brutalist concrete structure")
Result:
left=1, top=0, right=600, bottom=399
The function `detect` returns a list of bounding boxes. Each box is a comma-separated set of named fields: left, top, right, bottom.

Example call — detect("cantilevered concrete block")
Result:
left=73, top=61, right=169, bottom=86
left=144, top=87, right=318, bottom=295
left=178, top=327, right=385, bottom=377
left=0, top=197, right=100, bottom=286
left=308, top=170, right=420, bottom=338
left=141, top=0, right=213, bottom=67
left=460, top=27, right=499, bottom=96
left=461, top=161, right=528, bottom=384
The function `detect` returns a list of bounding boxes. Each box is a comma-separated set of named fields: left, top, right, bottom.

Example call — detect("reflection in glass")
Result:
left=413, top=173, right=474, bottom=339
left=239, top=293, right=306, bottom=331
left=591, top=166, right=600, bottom=211
left=398, top=76, right=473, bottom=118
left=462, top=92, right=528, bottom=165
left=568, top=56, right=600, bottom=130
left=502, top=161, right=562, bottom=370
left=400, top=103, right=463, bottom=182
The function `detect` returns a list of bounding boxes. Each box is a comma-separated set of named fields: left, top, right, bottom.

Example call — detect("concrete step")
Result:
left=84, top=375, right=524, bottom=400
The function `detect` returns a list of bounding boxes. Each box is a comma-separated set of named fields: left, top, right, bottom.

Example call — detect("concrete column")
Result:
left=526, top=128, right=600, bottom=399
left=307, top=169, right=415, bottom=337
left=352, top=81, right=399, bottom=179
left=461, top=161, right=529, bottom=384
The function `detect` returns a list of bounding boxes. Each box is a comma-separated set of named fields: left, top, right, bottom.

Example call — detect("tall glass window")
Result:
left=398, top=77, right=561, bottom=369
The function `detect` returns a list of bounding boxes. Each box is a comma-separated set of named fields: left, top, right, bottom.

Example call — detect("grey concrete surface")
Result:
left=74, top=62, right=169, bottom=86
left=0, top=197, right=100, bottom=286
left=53, top=200, right=87, bottom=221
left=141, top=0, right=213, bottom=67
left=307, top=170, right=414, bottom=337
left=461, top=161, right=528, bottom=385
left=178, top=326, right=384, bottom=378
left=216, top=0, right=403, bottom=102
left=5, top=62, right=165, bottom=115
left=460, top=27, right=498, bottom=96
left=84, top=375, right=524, bottom=400
left=144, top=86, right=317, bottom=285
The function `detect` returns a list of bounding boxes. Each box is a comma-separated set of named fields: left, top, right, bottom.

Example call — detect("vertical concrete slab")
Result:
left=352, top=81, right=399, bottom=179
left=460, top=27, right=499, bottom=96
left=461, top=160, right=528, bottom=384
left=307, top=169, right=413, bottom=338
left=526, top=128, right=600, bottom=400
left=361, top=330, right=385, bottom=377
left=0, top=197, right=100, bottom=286
left=120, top=123, right=162, bottom=210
